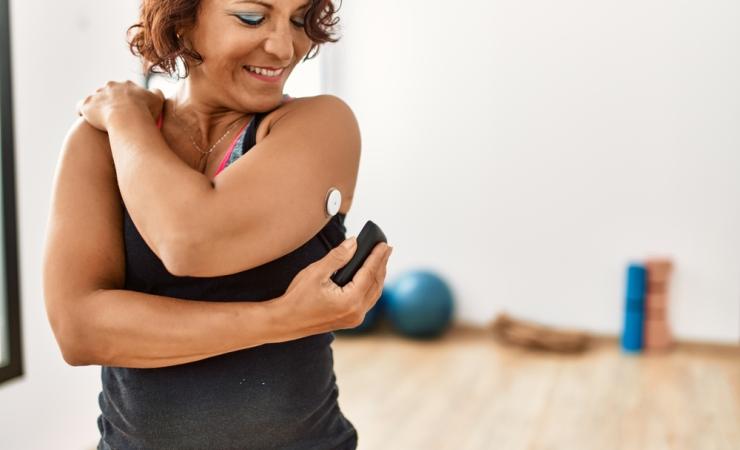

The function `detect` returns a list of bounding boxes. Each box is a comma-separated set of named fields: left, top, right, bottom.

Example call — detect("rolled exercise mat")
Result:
left=489, top=312, right=590, bottom=353
left=621, top=263, right=646, bottom=353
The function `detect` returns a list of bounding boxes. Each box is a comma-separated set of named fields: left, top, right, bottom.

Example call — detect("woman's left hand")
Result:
left=76, top=80, right=165, bottom=132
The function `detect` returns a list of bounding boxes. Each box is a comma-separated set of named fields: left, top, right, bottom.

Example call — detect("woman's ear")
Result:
left=174, top=27, right=201, bottom=76
left=176, top=26, right=194, bottom=51
left=177, top=32, right=189, bottom=50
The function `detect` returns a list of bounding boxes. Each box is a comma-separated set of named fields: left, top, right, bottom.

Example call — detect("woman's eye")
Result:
left=236, top=13, right=304, bottom=29
left=236, top=14, right=265, bottom=26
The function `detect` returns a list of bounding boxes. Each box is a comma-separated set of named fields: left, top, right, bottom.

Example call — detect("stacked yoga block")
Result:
left=621, top=258, right=673, bottom=353
left=643, top=259, right=673, bottom=350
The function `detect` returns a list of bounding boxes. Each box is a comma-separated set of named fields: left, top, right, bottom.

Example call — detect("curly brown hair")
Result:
left=127, top=0, right=342, bottom=77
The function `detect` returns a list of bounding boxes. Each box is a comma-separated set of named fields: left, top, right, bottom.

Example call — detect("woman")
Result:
left=42, top=0, right=392, bottom=448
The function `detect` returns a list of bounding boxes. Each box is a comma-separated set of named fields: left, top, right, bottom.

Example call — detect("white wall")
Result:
left=322, top=0, right=740, bottom=343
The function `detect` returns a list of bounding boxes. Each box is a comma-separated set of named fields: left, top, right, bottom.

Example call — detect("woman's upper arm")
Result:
left=184, top=95, right=360, bottom=277
left=42, top=117, right=125, bottom=352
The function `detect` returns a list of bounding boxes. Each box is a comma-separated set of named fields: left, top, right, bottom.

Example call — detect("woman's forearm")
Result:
left=71, top=288, right=288, bottom=369
left=106, top=109, right=212, bottom=264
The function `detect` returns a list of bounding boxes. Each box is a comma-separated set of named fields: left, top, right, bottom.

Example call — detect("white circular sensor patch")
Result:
left=325, top=188, right=342, bottom=217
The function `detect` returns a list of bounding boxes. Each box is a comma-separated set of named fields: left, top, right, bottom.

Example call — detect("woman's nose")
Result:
left=263, top=23, right=294, bottom=63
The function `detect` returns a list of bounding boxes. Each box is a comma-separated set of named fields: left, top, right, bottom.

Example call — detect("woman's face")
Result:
left=185, top=0, right=313, bottom=111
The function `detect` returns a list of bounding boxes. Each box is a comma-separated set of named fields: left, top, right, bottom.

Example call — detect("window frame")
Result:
left=0, top=0, right=23, bottom=385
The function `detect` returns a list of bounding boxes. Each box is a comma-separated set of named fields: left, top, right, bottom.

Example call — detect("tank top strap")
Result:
left=240, top=111, right=264, bottom=154
left=239, top=93, right=294, bottom=155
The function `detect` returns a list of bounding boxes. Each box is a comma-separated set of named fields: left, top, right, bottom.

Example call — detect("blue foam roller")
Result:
left=621, top=263, right=646, bottom=352
left=622, top=310, right=644, bottom=352
left=625, top=264, right=647, bottom=301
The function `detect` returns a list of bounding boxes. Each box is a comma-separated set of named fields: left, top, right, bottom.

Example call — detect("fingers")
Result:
left=354, top=243, right=390, bottom=297
left=322, top=237, right=358, bottom=284
left=365, top=245, right=391, bottom=301
left=340, top=243, right=384, bottom=292
left=327, top=242, right=391, bottom=329
left=76, top=81, right=121, bottom=117
left=75, top=96, right=88, bottom=117
left=369, top=245, right=390, bottom=292
left=147, top=87, right=164, bottom=98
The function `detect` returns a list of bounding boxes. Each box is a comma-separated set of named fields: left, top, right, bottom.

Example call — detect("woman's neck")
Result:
left=169, top=82, right=251, bottom=149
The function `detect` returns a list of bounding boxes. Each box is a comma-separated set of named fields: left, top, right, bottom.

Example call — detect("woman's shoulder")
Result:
left=255, top=94, right=354, bottom=143
left=265, top=93, right=351, bottom=120
left=276, top=93, right=350, bottom=110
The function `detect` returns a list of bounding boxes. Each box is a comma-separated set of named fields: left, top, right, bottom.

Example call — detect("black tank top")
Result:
left=96, top=102, right=358, bottom=450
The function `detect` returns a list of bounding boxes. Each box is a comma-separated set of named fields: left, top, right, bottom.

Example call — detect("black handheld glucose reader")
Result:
left=331, top=220, right=388, bottom=287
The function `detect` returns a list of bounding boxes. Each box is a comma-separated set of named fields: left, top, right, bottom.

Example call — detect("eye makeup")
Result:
left=236, top=13, right=265, bottom=26
left=234, top=13, right=305, bottom=28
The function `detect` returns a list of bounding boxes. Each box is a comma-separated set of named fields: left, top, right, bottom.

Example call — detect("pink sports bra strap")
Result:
left=214, top=118, right=252, bottom=177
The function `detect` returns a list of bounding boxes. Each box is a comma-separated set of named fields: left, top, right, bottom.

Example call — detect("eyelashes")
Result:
left=235, top=14, right=305, bottom=29
left=236, top=14, right=264, bottom=26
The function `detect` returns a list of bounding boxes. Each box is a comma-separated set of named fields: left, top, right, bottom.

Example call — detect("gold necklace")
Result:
left=188, top=119, right=241, bottom=156
left=170, top=102, right=247, bottom=159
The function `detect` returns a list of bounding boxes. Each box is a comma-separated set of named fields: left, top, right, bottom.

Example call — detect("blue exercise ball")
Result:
left=384, top=270, right=454, bottom=338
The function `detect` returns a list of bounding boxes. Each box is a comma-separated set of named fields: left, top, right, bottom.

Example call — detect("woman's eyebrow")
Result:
left=233, top=0, right=311, bottom=10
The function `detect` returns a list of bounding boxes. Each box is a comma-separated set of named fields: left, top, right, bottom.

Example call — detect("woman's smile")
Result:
left=244, top=65, right=286, bottom=83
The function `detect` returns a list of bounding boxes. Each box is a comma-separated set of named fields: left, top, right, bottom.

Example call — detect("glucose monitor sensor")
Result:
left=325, top=187, right=342, bottom=217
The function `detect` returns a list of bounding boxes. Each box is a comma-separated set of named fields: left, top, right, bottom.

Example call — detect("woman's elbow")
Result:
left=151, top=229, right=199, bottom=277
left=61, top=344, right=89, bottom=367
left=45, top=295, right=96, bottom=366
left=52, top=322, right=92, bottom=366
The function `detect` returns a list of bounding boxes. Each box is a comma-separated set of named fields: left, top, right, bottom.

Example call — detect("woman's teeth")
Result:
left=245, top=65, right=284, bottom=77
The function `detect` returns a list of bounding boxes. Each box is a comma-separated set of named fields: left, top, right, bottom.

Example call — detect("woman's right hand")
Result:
left=278, top=237, right=393, bottom=339
left=76, top=80, right=164, bottom=132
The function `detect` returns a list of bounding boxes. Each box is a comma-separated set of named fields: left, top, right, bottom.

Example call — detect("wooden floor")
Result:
left=332, top=324, right=740, bottom=450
